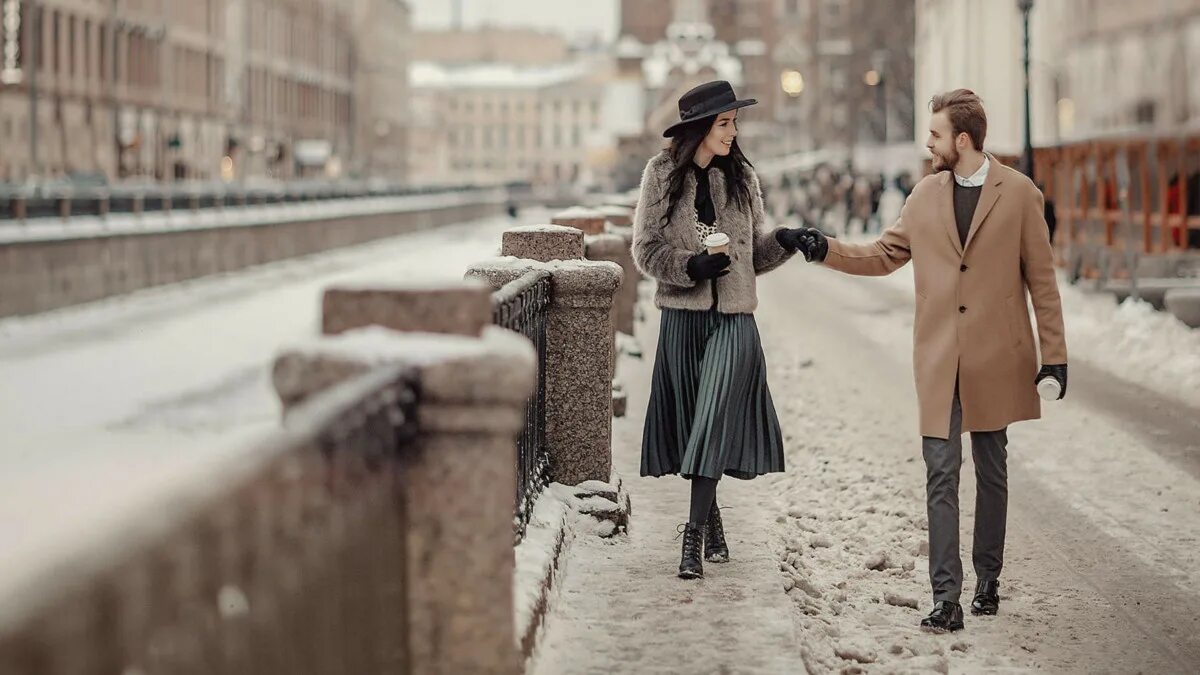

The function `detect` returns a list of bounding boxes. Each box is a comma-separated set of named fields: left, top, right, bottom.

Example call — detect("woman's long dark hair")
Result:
left=655, top=116, right=754, bottom=226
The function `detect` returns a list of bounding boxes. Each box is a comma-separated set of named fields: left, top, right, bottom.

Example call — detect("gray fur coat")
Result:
left=631, top=151, right=794, bottom=313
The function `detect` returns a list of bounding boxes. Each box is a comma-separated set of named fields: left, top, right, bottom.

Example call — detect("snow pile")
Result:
left=280, top=325, right=534, bottom=368
left=1058, top=285, right=1200, bottom=408
left=515, top=481, right=628, bottom=664
left=514, top=484, right=573, bottom=655
left=505, top=224, right=581, bottom=235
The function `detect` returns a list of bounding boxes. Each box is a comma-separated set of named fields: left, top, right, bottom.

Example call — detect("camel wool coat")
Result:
left=631, top=151, right=795, bottom=313
left=822, top=157, right=1068, bottom=439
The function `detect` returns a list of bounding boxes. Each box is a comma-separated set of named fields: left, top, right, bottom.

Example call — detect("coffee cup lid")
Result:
left=704, top=232, right=730, bottom=247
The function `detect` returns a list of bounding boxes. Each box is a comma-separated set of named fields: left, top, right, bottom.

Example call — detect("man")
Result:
left=795, top=89, right=1068, bottom=633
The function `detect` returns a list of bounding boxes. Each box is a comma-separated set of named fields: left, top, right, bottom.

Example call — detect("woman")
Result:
left=632, top=81, right=809, bottom=579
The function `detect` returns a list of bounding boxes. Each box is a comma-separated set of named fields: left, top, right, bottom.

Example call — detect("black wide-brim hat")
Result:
left=663, top=80, right=757, bottom=138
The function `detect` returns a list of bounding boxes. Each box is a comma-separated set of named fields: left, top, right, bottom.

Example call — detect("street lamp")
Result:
left=1018, top=0, right=1034, bottom=180
left=864, top=67, right=885, bottom=143
left=781, top=70, right=805, bottom=96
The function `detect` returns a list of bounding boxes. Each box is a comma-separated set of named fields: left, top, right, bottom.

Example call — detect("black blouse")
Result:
left=692, top=163, right=716, bottom=227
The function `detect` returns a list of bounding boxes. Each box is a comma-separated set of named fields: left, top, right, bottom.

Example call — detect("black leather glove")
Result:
left=797, top=227, right=829, bottom=263
left=686, top=252, right=731, bottom=281
left=1036, top=363, right=1068, bottom=400
left=775, top=228, right=810, bottom=253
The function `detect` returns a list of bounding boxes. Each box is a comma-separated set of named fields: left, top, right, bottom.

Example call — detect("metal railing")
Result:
left=0, top=367, right=420, bottom=675
left=492, top=270, right=552, bottom=544
left=0, top=179, right=531, bottom=222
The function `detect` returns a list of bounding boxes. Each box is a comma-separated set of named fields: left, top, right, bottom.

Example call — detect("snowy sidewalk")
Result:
left=530, top=295, right=804, bottom=674
left=531, top=258, right=1200, bottom=674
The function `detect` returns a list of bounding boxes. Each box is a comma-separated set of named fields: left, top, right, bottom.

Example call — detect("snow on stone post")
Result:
left=598, top=205, right=634, bottom=228
left=467, top=225, right=623, bottom=486
left=272, top=280, right=535, bottom=675
left=549, top=206, right=606, bottom=236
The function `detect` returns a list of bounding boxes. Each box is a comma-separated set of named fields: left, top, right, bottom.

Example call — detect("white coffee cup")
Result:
left=1037, top=376, right=1062, bottom=401
left=704, top=232, right=730, bottom=255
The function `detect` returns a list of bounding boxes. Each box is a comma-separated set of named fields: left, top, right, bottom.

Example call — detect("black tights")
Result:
left=688, top=476, right=719, bottom=528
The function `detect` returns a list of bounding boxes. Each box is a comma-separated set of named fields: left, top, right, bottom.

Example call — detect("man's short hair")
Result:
left=931, top=89, right=987, bottom=151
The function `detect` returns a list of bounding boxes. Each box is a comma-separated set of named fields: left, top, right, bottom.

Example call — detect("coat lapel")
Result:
left=963, top=154, right=1004, bottom=253
left=938, top=172, right=963, bottom=257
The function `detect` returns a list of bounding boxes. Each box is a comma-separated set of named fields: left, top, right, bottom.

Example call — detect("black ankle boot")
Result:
left=678, top=524, right=704, bottom=579
left=920, top=601, right=965, bottom=633
left=971, top=579, right=1000, bottom=615
left=704, top=502, right=729, bottom=563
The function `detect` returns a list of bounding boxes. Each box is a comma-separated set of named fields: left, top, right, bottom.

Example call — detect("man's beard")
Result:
left=932, top=146, right=960, bottom=172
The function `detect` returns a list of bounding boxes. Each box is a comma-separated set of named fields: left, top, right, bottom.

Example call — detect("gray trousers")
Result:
left=921, top=387, right=1008, bottom=603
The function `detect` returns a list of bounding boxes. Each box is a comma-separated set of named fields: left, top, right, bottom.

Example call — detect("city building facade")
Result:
left=407, top=56, right=617, bottom=189
left=0, top=0, right=365, bottom=183
left=614, top=0, right=915, bottom=164
left=352, top=0, right=412, bottom=181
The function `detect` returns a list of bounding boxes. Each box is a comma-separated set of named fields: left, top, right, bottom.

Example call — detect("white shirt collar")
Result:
left=954, top=155, right=990, bottom=188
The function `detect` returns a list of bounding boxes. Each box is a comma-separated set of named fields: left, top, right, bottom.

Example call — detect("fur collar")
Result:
left=647, top=151, right=745, bottom=221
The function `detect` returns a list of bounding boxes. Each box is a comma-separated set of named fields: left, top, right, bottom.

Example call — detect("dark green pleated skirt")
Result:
left=640, top=308, right=785, bottom=480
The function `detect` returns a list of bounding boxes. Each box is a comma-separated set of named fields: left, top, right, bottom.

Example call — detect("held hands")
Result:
left=791, top=227, right=830, bottom=263
left=1035, top=363, right=1068, bottom=400
left=775, top=228, right=811, bottom=254
left=686, top=252, right=732, bottom=281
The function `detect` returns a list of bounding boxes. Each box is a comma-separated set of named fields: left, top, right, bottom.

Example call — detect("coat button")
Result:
left=960, top=264, right=968, bottom=272
left=959, top=306, right=967, bottom=313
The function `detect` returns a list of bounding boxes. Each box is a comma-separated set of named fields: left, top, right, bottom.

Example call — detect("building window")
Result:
left=823, top=0, right=845, bottom=22
left=50, top=11, right=59, bottom=75
left=99, top=26, right=107, bottom=83
left=67, top=15, right=74, bottom=78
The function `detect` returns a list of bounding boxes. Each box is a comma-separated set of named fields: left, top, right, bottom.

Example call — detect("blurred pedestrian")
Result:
left=1038, top=183, right=1057, bottom=245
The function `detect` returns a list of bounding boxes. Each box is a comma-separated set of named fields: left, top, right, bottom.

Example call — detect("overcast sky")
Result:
left=408, top=0, right=620, bottom=42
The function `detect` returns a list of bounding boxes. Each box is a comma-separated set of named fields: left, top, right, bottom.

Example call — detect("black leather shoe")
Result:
left=704, top=502, right=730, bottom=563
left=678, top=524, right=704, bottom=579
left=920, top=601, right=965, bottom=633
left=971, top=579, right=1000, bottom=615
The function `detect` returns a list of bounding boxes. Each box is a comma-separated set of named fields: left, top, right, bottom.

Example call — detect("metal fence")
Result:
left=492, top=270, right=553, bottom=544
left=0, top=179, right=529, bottom=222
left=0, top=367, right=420, bottom=675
